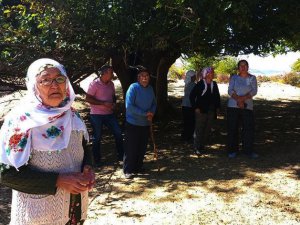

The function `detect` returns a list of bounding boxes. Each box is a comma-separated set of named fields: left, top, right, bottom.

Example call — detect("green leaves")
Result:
left=291, top=58, right=300, bottom=72
left=1, top=0, right=300, bottom=83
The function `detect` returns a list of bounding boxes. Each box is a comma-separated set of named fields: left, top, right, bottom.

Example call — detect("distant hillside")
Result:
left=249, top=68, right=286, bottom=76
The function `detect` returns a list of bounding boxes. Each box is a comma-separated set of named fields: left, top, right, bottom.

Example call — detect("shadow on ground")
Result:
left=1, top=96, right=299, bottom=224
left=86, top=96, right=300, bottom=222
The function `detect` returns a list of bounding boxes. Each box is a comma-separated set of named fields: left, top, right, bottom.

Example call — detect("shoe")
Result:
left=124, top=173, right=133, bottom=179
left=228, top=152, right=237, bottom=158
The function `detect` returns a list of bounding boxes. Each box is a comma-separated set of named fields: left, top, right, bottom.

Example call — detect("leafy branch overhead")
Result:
left=1, top=0, right=300, bottom=115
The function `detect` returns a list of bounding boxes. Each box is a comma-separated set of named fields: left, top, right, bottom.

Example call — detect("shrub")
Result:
left=256, top=75, right=271, bottom=83
left=168, top=64, right=185, bottom=80
left=216, top=74, right=230, bottom=83
left=269, top=75, right=282, bottom=83
left=282, top=72, right=300, bottom=87
left=214, top=57, right=238, bottom=76
left=291, top=58, right=300, bottom=72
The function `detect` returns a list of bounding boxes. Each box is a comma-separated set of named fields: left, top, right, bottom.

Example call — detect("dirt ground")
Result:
left=0, top=80, right=300, bottom=225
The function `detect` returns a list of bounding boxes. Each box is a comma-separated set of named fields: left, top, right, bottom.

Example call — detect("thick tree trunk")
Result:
left=111, top=55, right=131, bottom=98
left=155, top=56, right=178, bottom=118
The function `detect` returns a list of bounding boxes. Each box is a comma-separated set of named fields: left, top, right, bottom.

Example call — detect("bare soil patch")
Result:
left=1, top=80, right=299, bottom=225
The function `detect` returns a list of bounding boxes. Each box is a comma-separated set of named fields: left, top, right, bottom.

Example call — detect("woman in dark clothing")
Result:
left=189, top=67, right=221, bottom=154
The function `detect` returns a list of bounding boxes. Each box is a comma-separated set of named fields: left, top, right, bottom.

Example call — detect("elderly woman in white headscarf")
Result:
left=189, top=67, right=221, bottom=154
left=181, top=70, right=197, bottom=142
left=0, top=58, right=95, bottom=225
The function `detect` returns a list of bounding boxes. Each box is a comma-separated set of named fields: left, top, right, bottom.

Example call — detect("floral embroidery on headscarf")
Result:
left=19, top=113, right=31, bottom=121
left=42, top=126, right=64, bottom=138
left=7, top=130, right=29, bottom=155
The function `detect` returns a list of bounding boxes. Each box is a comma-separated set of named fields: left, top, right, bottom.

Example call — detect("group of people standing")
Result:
left=86, top=65, right=156, bottom=178
left=182, top=60, right=258, bottom=158
left=0, top=58, right=257, bottom=224
left=85, top=65, right=156, bottom=179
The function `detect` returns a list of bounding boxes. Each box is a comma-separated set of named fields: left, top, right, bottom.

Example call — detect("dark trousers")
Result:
left=90, top=114, right=124, bottom=163
left=181, top=106, right=195, bottom=141
left=194, top=110, right=215, bottom=148
left=123, top=122, right=150, bottom=174
left=227, top=107, right=255, bottom=154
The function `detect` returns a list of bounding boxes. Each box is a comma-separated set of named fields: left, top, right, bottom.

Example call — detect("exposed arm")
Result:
left=85, top=93, right=109, bottom=105
left=85, top=93, right=115, bottom=111
left=86, top=81, right=104, bottom=105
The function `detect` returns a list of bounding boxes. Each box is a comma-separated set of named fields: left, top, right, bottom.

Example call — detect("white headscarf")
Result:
left=184, top=70, right=196, bottom=85
left=0, top=58, right=88, bottom=169
left=201, top=67, right=214, bottom=96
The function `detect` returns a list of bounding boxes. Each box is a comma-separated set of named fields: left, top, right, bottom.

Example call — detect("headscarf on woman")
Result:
left=0, top=58, right=88, bottom=170
left=184, top=70, right=196, bottom=85
left=201, top=67, right=214, bottom=96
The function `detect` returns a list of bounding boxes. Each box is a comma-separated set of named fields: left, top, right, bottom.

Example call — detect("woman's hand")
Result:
left=56, top=172, right=90, bottom=194
left=237, top=101, right=245, bottom=109
left=83, top=165, right=95, bottom=191
left=146, top=112, right=154, bottom=122
left=236, top=94, right=251, bottom=109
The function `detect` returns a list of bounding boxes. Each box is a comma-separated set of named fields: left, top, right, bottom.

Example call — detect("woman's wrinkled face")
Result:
left=137, top=72, right=150, bottom=87
left=35, top=67, right=67, bottom=107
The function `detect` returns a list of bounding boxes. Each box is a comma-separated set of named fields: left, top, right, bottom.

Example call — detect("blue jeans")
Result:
left=90, top=114, right=124, bottom=163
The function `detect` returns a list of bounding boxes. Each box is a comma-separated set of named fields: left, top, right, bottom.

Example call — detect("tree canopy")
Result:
left=1, top=0, right=300, bottom=115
